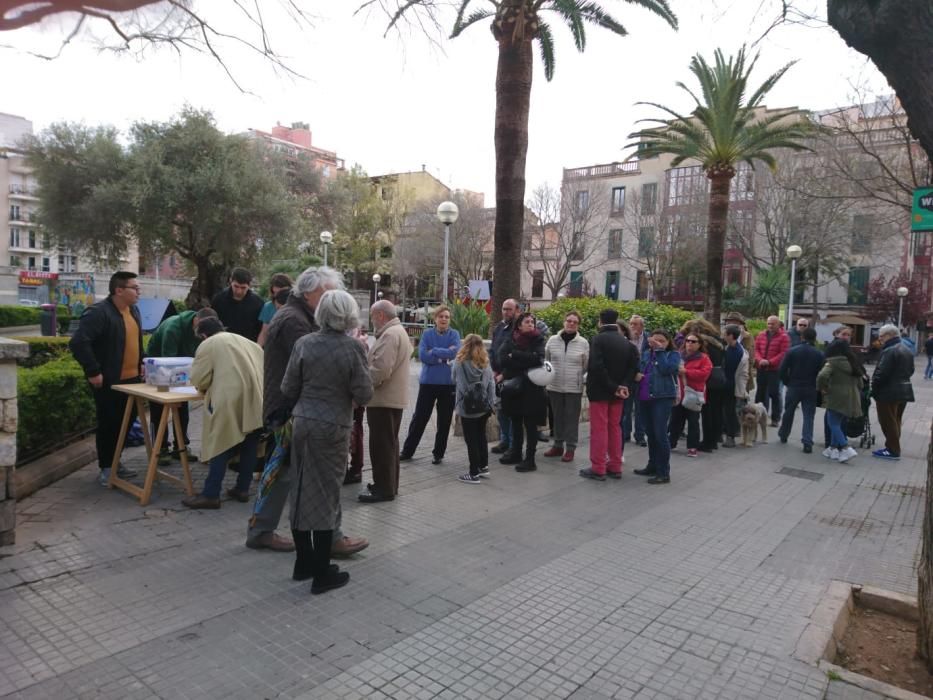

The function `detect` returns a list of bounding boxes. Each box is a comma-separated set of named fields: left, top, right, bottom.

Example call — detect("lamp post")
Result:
left=319, top=230, right=333, bottom=267
left=897, top=285, right=908, bottom=329
left=786, top=245, right=803, bottom=327
left=436, top=201, right=459, bottom=301
left=372, top=273, right=381, bottom=307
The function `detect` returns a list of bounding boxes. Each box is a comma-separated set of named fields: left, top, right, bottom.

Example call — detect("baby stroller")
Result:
left=845, top=385, right=875, bottom=449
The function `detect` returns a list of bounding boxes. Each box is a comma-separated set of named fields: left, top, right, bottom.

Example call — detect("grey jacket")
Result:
left=263, top=294, right=317, bottom=426
left=451, top=359, right=496, bottom=418
left=280, top=328, right=373, bottom=428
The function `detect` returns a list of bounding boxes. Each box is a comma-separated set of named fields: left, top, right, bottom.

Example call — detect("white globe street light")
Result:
left=786, top=245, right=803, bottom=327
left=897, top=285, right=909, bottom=328
left=436, top=201, right=459, bottom=301
left=319, top=230, right=333, bottom=267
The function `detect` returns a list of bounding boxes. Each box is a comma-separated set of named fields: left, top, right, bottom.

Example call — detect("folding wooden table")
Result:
left=108, top=383, right=202, bottom=505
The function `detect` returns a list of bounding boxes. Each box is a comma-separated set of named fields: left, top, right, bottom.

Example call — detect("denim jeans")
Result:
left=778, top=386, right=817, bottom=447
left=621, top=392, right=645, bottom=442
left=202, top=431, right=260, bottom=499
left=643, top=398, right=674, bottom=479
left=825, top=409, right=848, bottom=449
left=497, top=409, right=512, bottom=447
left=926, top=356, right=933, bottom=379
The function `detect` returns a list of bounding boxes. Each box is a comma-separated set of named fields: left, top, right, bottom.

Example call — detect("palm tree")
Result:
left=380, top=0, right=677, bottom=320
left=627, top=47, right=814, bottom=324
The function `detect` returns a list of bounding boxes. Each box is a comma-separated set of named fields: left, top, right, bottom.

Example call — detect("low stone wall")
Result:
left=0, top=337, right=28, bottom=545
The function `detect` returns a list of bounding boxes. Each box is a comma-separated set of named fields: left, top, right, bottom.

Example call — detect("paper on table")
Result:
left=169, top=386, right=199, bottom=395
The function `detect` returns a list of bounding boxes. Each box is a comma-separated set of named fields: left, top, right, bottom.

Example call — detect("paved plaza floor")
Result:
left=1, top=361, right=931, bottom=699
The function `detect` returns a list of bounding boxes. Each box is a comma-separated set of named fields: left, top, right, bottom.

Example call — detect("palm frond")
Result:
left=451, top=2, right=494, bottom=38
left=550, top=0, right=587, bottom=51
left=574, top=1, right=627, bottom=36
left=537, top=20, right=555, bottom=80
left=621, top=0, right=677, bottom=28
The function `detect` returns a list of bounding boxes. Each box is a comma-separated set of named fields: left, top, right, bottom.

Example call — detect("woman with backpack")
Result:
left=452, top=334, right=496, bottom=484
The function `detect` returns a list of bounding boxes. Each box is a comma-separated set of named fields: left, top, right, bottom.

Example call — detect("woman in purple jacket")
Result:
left=400, top=305, right=462, bottom=464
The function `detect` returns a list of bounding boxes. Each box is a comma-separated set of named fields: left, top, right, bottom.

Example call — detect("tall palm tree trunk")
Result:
left=491, top=34, right=533, bottom=324
left=704, top=169, right=734, bottom=324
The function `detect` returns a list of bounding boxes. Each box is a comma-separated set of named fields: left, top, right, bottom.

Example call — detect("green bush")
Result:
left=172, top=299, right=187, bottom=313
left=536, top=297, right=695, bottom=340
left=0, top=305, right=40, bottom=327
left=448, top=301, right=491, bottom=338
left=10, top=336, right=73, bottom=368
left=17, top=355, right=96, bottom=461
left=745, top=318, right=767, bottom=336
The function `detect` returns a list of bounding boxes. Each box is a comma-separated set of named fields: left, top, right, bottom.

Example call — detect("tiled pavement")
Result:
left=1, top=362, right=930, bottom=699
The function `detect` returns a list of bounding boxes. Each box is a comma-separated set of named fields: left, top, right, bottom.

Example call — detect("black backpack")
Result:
left=463, top=380, right=491, bottom=414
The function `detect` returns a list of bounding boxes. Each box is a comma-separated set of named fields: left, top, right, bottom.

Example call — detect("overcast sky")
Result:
left=3, top=0, right=889, bottom=206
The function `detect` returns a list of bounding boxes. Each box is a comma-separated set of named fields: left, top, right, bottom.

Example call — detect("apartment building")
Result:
left=529, top=99, right=919, bottom=321
left=244, top=122, right=344, bottom=177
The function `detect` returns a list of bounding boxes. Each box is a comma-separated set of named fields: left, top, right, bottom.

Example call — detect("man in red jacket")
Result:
left=754, top=315, right=790, bottom=427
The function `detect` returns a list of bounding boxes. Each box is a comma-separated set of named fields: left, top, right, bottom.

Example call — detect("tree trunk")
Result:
left=490, top=28, right=533, bottom=325
left=918, top=420, right=933, bottom=671
left=828, top=0, right=933, bottom=163
left=185, top=256, right=225, bottom=309
left=704, top=170, right=734, bottom=324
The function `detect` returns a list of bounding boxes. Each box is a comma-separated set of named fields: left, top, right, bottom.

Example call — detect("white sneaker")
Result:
left=822, top=447, right=835, bottom=459
left=829, top=448, right=841, bottom=461
left=837, top=446, right=857, bottom=463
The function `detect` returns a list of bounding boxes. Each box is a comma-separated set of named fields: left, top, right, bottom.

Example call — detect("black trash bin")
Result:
left=39, top=303, right=57, bottom=336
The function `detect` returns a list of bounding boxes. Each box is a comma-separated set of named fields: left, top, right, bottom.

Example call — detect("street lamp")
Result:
left=372, top=273, right=381, bottom=307
left=319, top=230, right=333, bottom=267
left=897, top=285, right=908, bottom=329
left=436, top=201, right=459, bottom=301
left=786, top=245, right=803, bottom=327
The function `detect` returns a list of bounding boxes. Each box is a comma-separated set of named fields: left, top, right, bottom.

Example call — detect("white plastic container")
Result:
left=144, top=357, right=194, bottom=390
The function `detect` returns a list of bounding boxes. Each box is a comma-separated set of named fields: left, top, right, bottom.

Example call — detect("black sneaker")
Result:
left=499, top=451, right=522, bottom=465
left=490, top=443, right=509, bottom=454
left=458, top=473, right=481, bottom=484
left=633, top=467, right=656, bottom=476
left=478, top=467, right=491, bottom=478
left=636, top=440, right=648, bottom=447
left=311, top=570, right=350, bottom=595
left=803, top=444, right=813, bottom=454
left=578, top=468, right=606, bottom=481
left=515, top=459, right=537, bottom=472
left=399, top=453, right=413, bottom=462
left=647, top=476, right=670, bottom=485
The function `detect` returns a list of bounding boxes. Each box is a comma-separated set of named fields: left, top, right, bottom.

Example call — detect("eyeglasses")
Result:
left=796, top=322, right=808, bottom=327
left=685, top=339, right=699, bottom=344
left=122, top=285, right=141, bottom=291
left=565, top=319, right=579, bottom=324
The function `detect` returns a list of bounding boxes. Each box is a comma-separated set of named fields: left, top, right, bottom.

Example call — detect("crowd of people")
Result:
left=69, top=267, right=921, bottom=595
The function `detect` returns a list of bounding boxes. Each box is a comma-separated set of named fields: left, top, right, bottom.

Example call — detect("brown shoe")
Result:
left=245, top=532, right=295, bottom=552
left=225, top=488, right=250, bottom=503
left=332, top=535, right=369, bottom=558
left=543, top=446, right=563, bottom=458
left=561, top=449, right=575, bottom=463
left=181, top=495, right=221, bottom=510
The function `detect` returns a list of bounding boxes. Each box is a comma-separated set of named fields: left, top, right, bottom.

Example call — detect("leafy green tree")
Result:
left=372, top=0, right=677, bottom=321
left=627, top=47, right=814, bottom=324
left=28, top=108, right=298, bottom=306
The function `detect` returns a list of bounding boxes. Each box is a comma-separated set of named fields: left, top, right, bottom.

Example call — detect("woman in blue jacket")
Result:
left=633, top=329, right=681, bottom=484
left=400, top=305, right=461, bottom=464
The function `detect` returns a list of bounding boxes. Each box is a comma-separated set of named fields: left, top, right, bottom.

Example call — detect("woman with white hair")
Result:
left=279, top=289, right=374, bottom=594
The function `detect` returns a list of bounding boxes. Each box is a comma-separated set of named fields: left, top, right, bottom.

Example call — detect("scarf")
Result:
left=512, top=327, right=540, bottom=350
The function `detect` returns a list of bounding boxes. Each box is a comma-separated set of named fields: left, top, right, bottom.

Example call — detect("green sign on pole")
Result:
left=912, top=187, right=933, bottom=231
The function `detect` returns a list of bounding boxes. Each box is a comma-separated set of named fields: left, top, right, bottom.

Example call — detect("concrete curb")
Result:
left=14, top=436, right=96, bottom=501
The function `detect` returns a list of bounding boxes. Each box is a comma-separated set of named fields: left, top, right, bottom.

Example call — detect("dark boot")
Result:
left=311, top=530, right=349, bottom=595
left=291, top=529, right=314, bottom=581
left=499, top=450, right=522, bottom=464
left=515, top=453, right=537, bottom=472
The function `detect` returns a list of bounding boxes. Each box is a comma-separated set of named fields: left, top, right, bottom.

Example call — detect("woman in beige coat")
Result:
left=183, top=317, right=264, bottom=509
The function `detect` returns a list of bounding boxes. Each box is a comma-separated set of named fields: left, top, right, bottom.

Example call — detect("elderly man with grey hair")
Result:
left=871, top=323, right=915, bottom=460
left=280, top=290, right=374, bottom=593
left=360, top=299, right=410, bottom=503
left=246, top=266, right=369, bottom=557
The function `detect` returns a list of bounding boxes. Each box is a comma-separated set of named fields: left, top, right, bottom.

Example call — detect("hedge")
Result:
left=0, top=304, right=72, bottom=331
left=536, top=297, right=696, bottom=341
left=17, top=355, right=96, bottom=461
left=11, top=336, right=73, bottom=368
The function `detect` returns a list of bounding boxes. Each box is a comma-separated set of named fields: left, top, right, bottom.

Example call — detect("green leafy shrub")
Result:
left=536, top=297, right=695, bottom=340
left=172, top=299, right=187, bottom=313
left=10, top=336, right=73, bottom=368
left=0, top=305, right=41, bottom=327
left=18, top=355, right=96, bottom=461
left=448, top=301, right=491, bottom=338
left=745, top=318, right=767, bottom=336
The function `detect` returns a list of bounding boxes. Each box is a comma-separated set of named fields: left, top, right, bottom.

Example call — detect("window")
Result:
left=41, top=257, right=50, bottom=272
left=610, top=186, right=625, bottom=215
left=571, top=231, right=584, bottom=261
left=575, top=190, right=589, bottom=214
left=41, top=235, right=50, bottom=249
left=635, top=270, right=649, bottom=299
left=730, top=163, right=755, bottom=202
left=26, top=255, right=37, bottom=270
left=638, top=227, right=655, bottom=258
left=9, top=255, right=20, bottom=267
left=569, top=271, right=584, bottom=296
left=532, top=269, right=544, bottom=298
left=28, top=231, right=37, bottom=249
left=851, top=215, right=872, bottom=254
left=9, top=228, right=20, bottom=247
left=666, top=166, right=707, bottom=207
left=58, top=254, right=78, bottom=272
left=9, top=205, right=19, bottom=221
left=607, top=229, right=622, bottom=258
left=605, top=271, right=620, bottom=300
left=847, top=266, right=869, bottom=304
left=641, top=183, right=658, bottom=214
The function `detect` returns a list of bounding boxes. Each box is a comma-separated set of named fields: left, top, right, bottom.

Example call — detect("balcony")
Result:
left=8, top=184, right=38, bottom=199
left=563, top=161, right=640, bottom=181
left=9, top=211, right=38, bottom=225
